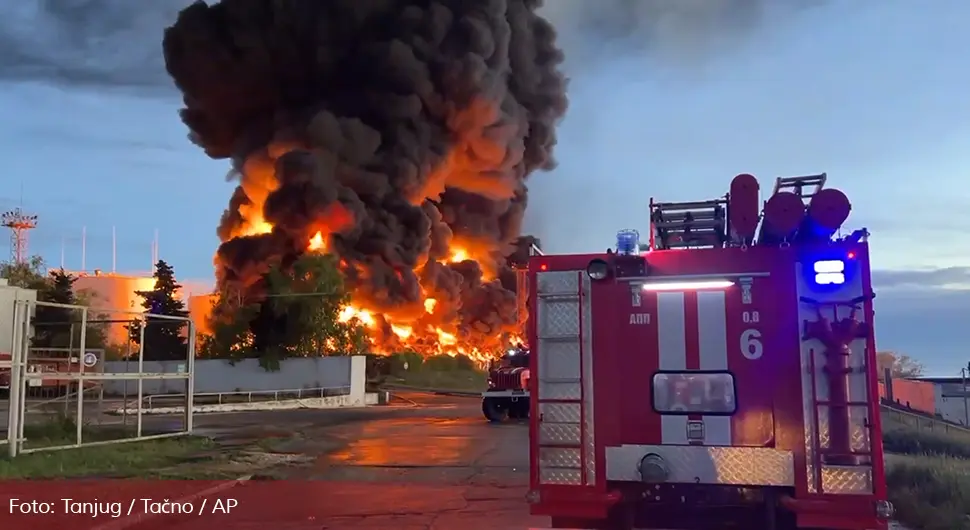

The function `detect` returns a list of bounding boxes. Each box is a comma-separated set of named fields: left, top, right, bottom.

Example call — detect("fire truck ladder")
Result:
left=800, top=295, right=875, bottom=494
left=649, top=197, right=728, bottom=250
left=772, top=173, right=827, bottom=201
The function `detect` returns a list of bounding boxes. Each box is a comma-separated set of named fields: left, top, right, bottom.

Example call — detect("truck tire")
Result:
left=509, top=399, right=529, bottom=419
left=550, top=517, right=617, bottom=529
left=482, top=397, right=509, bottom=422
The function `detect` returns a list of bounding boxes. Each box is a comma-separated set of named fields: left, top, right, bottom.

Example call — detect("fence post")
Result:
left=185, top=321, right=196, bottom=433
left=75, top=307, right=88, bottom=447
left=7, top=300, right=24, bottom=457
left=349, top=356, right=367, bottom=405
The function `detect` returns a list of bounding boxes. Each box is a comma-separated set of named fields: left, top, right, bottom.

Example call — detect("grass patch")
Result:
left=884, top=416, right=970, bottom=529
left=886, top=455, right=970, bottom=530
left=884, top=424, right=970, bottom=459
left=19, top=415, right=137, bottom=449
left=0, top=415, right=216, bottom=479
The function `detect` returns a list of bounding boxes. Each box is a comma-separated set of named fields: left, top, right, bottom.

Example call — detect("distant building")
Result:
left=911, top=376, right=970, bottom=426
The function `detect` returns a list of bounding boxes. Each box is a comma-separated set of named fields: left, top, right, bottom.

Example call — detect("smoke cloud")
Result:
left=162, top=0, right=567, bottom=351
left=2, top=1, right=827, bottom=351
left=539, top=0, right=827, bottom=66
left=0, top=1, right=825, bottom=92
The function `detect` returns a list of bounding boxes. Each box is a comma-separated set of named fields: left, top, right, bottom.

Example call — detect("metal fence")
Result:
left=136, top=384, right=352, bottom=413
left=5, top=300, right=196, bottom=457
left=880, top=404, right=970, bottom=440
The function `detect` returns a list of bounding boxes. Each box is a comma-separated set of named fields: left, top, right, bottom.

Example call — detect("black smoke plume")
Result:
left=162, top=0, right=567, bottom=352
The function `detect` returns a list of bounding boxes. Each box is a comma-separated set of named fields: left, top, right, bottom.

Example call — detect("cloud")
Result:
left=874, top=287, right=969, bottom=375
left=872, top=266, right=970, bottom=289
left=0, top=0, right=188, bottom=90
left=869, top=267, right=970, bottom=375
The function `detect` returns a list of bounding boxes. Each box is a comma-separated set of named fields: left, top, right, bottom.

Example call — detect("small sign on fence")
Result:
left=83, top=352, right=98, bottom=368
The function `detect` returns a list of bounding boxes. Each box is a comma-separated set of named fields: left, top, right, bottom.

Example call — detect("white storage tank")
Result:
left=72, top=271, right=156, bottom=346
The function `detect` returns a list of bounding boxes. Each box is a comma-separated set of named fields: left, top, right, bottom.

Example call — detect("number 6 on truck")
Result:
left=741, top=328, right=763, bottom=360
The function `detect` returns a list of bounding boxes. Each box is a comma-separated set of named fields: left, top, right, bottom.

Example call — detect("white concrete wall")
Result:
left=108, top=356, right=370, bottom=414
left=0, top=281, right=37, bottom=355
left=938, top=395, right=970, bottom=426
left=100, top=355, right=365, bottom=403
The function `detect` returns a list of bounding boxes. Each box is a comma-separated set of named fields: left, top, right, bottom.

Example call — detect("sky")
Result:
left=0, top=1, right=968, bottom=375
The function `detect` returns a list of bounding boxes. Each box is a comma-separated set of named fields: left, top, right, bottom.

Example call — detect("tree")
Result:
left=0, top=255, right=48, bottom=291
left=199, top=253, right=368, bottom=370
left=1, top=258, right=107, bottom=350
left=128, top=260, right=189, bottom=360
left=197, top=298, right=260, bottom=361
left=32, top=269, right=77, bottom=348
left=876, top=351, right=925, bottom=380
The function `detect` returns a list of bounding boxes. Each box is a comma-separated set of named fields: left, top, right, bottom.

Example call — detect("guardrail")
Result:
left=142, top=385, right=352, bottom=411
left=880, top=404, right=970, bottom=439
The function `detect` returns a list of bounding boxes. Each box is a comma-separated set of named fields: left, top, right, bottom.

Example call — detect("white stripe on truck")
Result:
left=657, top=292, right=688, bottom=445
left=697, top=290, right=732, bottom=446
left=656, top=290, right=731, bottom=446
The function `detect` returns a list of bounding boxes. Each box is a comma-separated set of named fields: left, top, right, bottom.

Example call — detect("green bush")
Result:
left=386, top=351, right=424, bottom=375
left=417, top=353, right=480, bottom=372
left=423, top=354, right=457, bottom=372
left=378, top=352, right=486, bottom=391
left=454, top=354, right=476, bottom=371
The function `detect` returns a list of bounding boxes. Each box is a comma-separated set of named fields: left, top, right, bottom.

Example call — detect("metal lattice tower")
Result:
left=1, top=208, right=38, bottom=264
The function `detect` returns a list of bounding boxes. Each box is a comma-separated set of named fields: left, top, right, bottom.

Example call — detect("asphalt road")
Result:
left=120, top=392, right=545, bottom=529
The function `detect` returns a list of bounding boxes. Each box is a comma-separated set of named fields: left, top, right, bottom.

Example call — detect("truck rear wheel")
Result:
left=508, top=399, right=529, bottom=419
left=482, top=397, right=509, bottom=422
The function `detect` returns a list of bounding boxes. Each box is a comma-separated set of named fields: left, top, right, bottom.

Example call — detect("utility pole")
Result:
left=962, top=367, right=969, bottom=426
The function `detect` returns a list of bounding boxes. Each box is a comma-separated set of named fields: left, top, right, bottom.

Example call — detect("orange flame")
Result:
left=308, top=232, right=325, bottom=251
left=332, top=244, right=492, bottom=361
left=220, top=146, right=518, bottom=364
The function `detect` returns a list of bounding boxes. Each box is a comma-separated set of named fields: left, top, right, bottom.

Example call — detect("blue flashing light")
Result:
left=812, top=259, right=845, bottom=285
left=616, top=229, right=640, bottom=255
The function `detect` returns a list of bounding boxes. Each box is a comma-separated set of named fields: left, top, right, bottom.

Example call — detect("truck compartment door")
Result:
left=534, top=270, right=594, bottom=486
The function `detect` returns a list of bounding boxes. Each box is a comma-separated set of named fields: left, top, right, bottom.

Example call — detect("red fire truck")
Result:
left=482, top=343, right=531, bottom=421
left=527, top=173, right=893, bottom=529
left=0, top=350, right=101, bottom=397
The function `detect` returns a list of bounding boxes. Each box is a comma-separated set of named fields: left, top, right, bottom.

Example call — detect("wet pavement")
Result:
left=12, top=392, right=907, bottom=529
left=131, top=392, right=548, bottom=529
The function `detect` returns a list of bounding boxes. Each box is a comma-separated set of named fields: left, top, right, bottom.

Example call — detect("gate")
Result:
left=1, top=362, right=9, bottom=450
left=5, top=300, right=196, bottom=458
